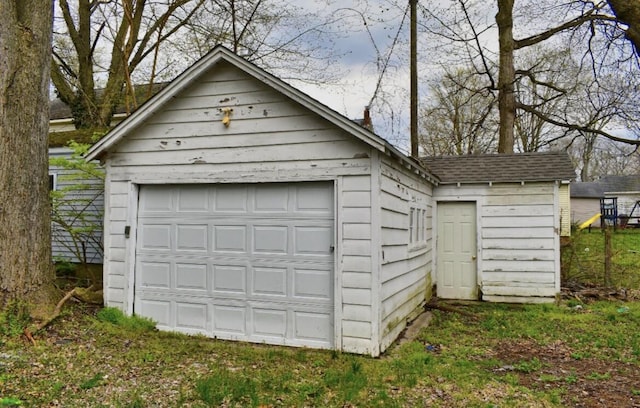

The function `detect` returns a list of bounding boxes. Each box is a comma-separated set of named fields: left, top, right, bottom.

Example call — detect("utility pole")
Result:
left=410, top=0, right=418, bottom=158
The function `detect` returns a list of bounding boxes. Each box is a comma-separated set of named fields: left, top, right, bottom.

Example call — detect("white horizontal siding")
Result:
left=559, top=184, right=571, bottom=236
left=49, top=148, right=103, bottom=264
left=102, top=176, right=129, bottom=309
left=434, top=182, right=560, bottom=302
left=340, top=174, right=373, bottom=353
left=378, top=156, right=433, bottom=353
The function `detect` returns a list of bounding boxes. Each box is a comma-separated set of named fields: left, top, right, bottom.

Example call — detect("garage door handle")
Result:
left=330, top=245, right=335, bottom=253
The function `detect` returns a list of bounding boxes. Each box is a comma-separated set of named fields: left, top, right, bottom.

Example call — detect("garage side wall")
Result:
left=100, top=61, right=380, bottom=354
left=434, top=182, right=559, bottom=303
left=378, top=155, right=433, bottom=353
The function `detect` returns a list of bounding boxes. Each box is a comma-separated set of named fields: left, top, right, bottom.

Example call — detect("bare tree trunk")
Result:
left=0, top=0, right=58, bottom=314
left=607, top=0, right=640, bottom=56
left=496, top=0, right=516, bottom=154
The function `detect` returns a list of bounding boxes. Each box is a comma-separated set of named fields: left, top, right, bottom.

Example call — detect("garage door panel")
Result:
left=252, top=309, right=286, bottom=337
left=175, top=263, right=207, bottom=291
left=294, top=268, right=332, bottom=299
left=253, top=266, right=287, bottom=296
left=139, top=261, right=171, bottom=288
left=213, top=305, right=246, bottom=334
left=214, top=225, right=247, bottom=252
left=294, top=226, right=332, bottom=255
left=215, top=185, right=248, bottom=212
left=254, top=184, right=289, bottom=212
left=295, top=184, right=333, bottom=214
left=176, top=224, right=208, bottom=251
left=213, top=264, right=246, bottom=293
left=139, top=299, right=171, bottom=326
left=135, top=182, right=334, bottom=349
left=177, top=186, right=209, bottom=212
left=176, top=302, right=208, bottom=330
left=139, top=224, right=172, bottom=250
left=294, top=311, right=332, bottom=342
left=140, top=187, right=174, bottom=212
left=253, top=225, right=288, bottom=253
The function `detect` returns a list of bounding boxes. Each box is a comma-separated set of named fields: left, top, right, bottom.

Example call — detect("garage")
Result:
left=88, top=46, right=437, bottom=355
left=134, top=182, right=335, bottom=348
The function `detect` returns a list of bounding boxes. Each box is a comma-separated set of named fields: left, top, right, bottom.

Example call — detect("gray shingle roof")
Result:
left=571, top=175, right=640, bottom=198
left=570, top=182, right=604, bottom=198
left=598, top=175, right=640, bottom=192
left=420, top=152, right=576, bottom=184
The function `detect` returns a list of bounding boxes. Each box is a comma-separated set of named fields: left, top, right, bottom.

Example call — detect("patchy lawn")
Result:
left=2, top=300, right=640, bottom=407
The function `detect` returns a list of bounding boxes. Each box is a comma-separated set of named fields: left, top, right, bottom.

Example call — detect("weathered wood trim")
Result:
left=334, top=177, right=343, bottom=351
left=102, top=169, right=112, bottom=305
left=370, top=149, right=382, bottom=357
left=553, top=181, right=561, bottom=293
left=124, top=182, right=139, bottom=316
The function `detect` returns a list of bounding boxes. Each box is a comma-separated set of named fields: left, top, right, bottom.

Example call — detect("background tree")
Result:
left=0, top=0, right=58, bottom=312
left=52, top=0, right=206, bottom=128
left=174, top=0, right=342, bottom=85
left=419, top=67, right=497, bottom=155
left=418, top=0, right=640, bottom=156
left=51, top=0, right=343, bottom=129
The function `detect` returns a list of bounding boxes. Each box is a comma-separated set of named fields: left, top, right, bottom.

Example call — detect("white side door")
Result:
left=437, top=202, right=478, bottom=300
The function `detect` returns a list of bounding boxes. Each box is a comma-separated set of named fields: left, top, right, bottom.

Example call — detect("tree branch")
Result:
left=516, top=101, right=640, bottom=145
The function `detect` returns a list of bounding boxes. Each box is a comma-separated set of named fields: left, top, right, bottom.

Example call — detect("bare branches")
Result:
left=516, top=101, right=640, bottom=145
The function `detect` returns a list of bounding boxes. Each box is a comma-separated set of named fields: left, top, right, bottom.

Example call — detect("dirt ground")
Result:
left=493, top=339, right=640, bottom=407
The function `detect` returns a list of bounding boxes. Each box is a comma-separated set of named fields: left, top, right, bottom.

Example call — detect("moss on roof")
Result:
left=49, top=128, right=110, bottom=148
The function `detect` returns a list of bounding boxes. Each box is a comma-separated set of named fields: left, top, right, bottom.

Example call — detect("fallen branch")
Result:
left=561, top=286, right=628, bottom=302
left=425, top=298, right=478, bottom=320
left=24, top=288, right=77, bottom=345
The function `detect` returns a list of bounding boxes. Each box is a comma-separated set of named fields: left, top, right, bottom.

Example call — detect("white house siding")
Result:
left=378, top=155, right=433, bottom=351
left=559, top=184, right=571, bottom=236
left=607, top=193, right=640, bottom=226
left=49, top=147, right=103, bottom=264
left=434, top=182, right=559, bottom=303
left=101, top=61, right=385, bottom=354
left=340, top=174, right=376, bottom=354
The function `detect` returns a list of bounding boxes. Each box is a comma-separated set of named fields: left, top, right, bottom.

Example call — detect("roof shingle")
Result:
left=420, top=152, right=576, bottom=184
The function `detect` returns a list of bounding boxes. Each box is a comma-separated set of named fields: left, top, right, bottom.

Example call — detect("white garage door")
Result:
left=134, top=182, right=335, bottom=348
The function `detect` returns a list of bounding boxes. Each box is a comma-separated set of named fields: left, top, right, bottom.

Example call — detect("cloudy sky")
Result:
left=275, top=0, right=497, bottom=150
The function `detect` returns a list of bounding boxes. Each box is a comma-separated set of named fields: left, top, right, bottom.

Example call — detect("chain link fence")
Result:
left=562, top=228, right=640, bottom=289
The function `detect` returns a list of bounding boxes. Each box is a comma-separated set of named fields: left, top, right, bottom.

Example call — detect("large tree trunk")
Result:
left=496, top=0, right=516, bottom=153
left=607, top=0, right=640, bottom=56
left=0, top=0, right=58, bottom=314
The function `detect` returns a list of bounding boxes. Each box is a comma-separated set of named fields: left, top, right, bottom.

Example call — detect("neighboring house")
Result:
left=421, top=153, right=575, bottom=303
left=571, top=175, right=640, bottom=228
left=571, top=181, right=604, bottom=228
left=49, top=145, right=104, bottom=265
left=86, top=45, right=575, bottom=355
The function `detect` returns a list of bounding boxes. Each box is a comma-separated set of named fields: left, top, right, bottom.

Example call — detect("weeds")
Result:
left=79, top=373, right=103, bottom=390
left=195, top=370, right=258, bottom=407
left=0, top=301, right=30, bottom=337
left=96, top=307, right=156, bottom=332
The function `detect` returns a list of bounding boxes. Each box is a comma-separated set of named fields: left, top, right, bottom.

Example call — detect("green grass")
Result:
left=1, top=301, right=639, bottom=406
left=562, top=228, right=640, bottom=287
